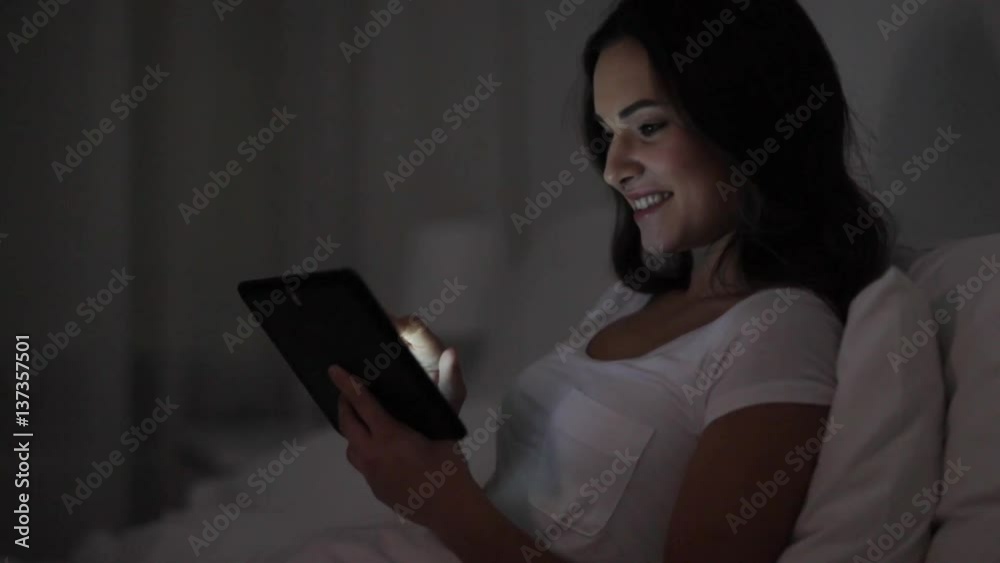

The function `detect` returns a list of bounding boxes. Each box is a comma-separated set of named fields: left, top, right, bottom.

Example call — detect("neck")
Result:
left=686, top=233, right=744, bottom=299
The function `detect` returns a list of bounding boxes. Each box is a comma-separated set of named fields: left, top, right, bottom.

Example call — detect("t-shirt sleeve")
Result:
left=701, top=288, right=843, bottom=429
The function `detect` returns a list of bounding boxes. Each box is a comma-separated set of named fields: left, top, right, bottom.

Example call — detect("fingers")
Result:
left=392, top=316, right=445, bottom=377
left=338, top=393, right=367, bottom=471
left=393, top=314, right=438, bottom=345
left=329, top=365, right=395, bottom=437
left=337, top=393, right=371, bottom=446
left=391, top=315, right=409, bottom=334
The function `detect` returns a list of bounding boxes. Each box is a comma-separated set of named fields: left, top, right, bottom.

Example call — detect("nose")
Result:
left=602, top=134, right=642, bottom=190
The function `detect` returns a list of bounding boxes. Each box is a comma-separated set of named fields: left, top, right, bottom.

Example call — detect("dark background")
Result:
left=2, top=0, right=999, bottom=560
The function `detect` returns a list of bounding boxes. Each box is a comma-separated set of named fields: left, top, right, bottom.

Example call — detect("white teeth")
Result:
left=632, top=192, right=669, bottom=210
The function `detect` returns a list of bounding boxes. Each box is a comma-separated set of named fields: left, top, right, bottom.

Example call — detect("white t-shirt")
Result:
left=484, top=283, right=844, bottom=563
left=261, top=284, right=843, bottom=563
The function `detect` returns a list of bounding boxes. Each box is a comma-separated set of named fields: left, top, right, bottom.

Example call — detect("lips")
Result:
left=628, top=191, right=668, bottom=209
left=628, top=191, right=672, bottom=219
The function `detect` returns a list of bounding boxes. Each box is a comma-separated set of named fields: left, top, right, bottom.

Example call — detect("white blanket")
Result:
left=69, top=513, right=461, bottom=563
left=256, top=522, right=461, bottom=563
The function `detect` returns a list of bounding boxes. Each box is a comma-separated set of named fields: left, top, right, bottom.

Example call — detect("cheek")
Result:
left=644, top=129, right=726, bottom=187
left=688, top=165, right=738, bottom=230
left=638, top=142, right=690, bottom=187
left=647, top=135, right=735, bottom=228
left=681, top=139, right=730, bottom=188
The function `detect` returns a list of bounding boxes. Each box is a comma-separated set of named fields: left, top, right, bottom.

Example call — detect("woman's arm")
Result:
left=328, top=365, right=570, bottom=562
left=329, top=364, right=830, bottom=563
left=432, top=403, right=831, bottom=563
left=663, top=403, right=832, bottom=562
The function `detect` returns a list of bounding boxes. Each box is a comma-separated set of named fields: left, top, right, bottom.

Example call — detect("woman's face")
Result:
left=593, top=38, right=739, bottom=255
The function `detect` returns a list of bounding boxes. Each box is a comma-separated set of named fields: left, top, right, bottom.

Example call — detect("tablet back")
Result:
left=237, top=268, right=467, bottom=441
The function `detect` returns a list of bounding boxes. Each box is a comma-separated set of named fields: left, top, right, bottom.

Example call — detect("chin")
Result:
left=637, top=224, right=679, bottom=253
left=640, top=236, right=682, bottom=255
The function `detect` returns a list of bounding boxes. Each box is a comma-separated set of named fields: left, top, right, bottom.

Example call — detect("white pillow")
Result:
left=777, top=266, right=945, bottom=563
left=905, top=234, right=1000, bottom=563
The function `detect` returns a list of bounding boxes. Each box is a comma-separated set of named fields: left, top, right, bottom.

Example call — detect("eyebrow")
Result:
left=595, top=99, right=668, bottom=124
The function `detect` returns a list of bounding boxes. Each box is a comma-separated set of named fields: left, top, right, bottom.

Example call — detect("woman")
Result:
left=317, top=0, right=892, bottom=561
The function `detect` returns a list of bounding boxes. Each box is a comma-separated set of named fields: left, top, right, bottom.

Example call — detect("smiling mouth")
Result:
left=630, top=192, right=672, bottom=217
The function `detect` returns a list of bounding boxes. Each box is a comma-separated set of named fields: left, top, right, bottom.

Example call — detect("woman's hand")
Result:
left=393, top=315, right=467, bottom=414
left=329, top=364, right=480, bottom=530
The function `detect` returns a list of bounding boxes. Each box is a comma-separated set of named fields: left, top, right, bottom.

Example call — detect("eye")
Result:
left=638, top=122, right=667, bottom=137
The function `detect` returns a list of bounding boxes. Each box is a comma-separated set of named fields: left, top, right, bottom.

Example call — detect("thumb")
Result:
left=439, top=347, right=461, bottom=378
left=437, top=347, right=466, bottom=412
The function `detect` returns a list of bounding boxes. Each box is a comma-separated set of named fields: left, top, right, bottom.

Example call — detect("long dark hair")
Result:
left=581, top=0, right=893, bottom=321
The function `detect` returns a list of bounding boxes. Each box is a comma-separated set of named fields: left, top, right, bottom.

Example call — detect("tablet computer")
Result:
left=237, top=268, right=468, bottom=441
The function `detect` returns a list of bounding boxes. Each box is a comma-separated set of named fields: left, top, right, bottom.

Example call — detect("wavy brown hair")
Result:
left=581, top=0, right=894, bottom=320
